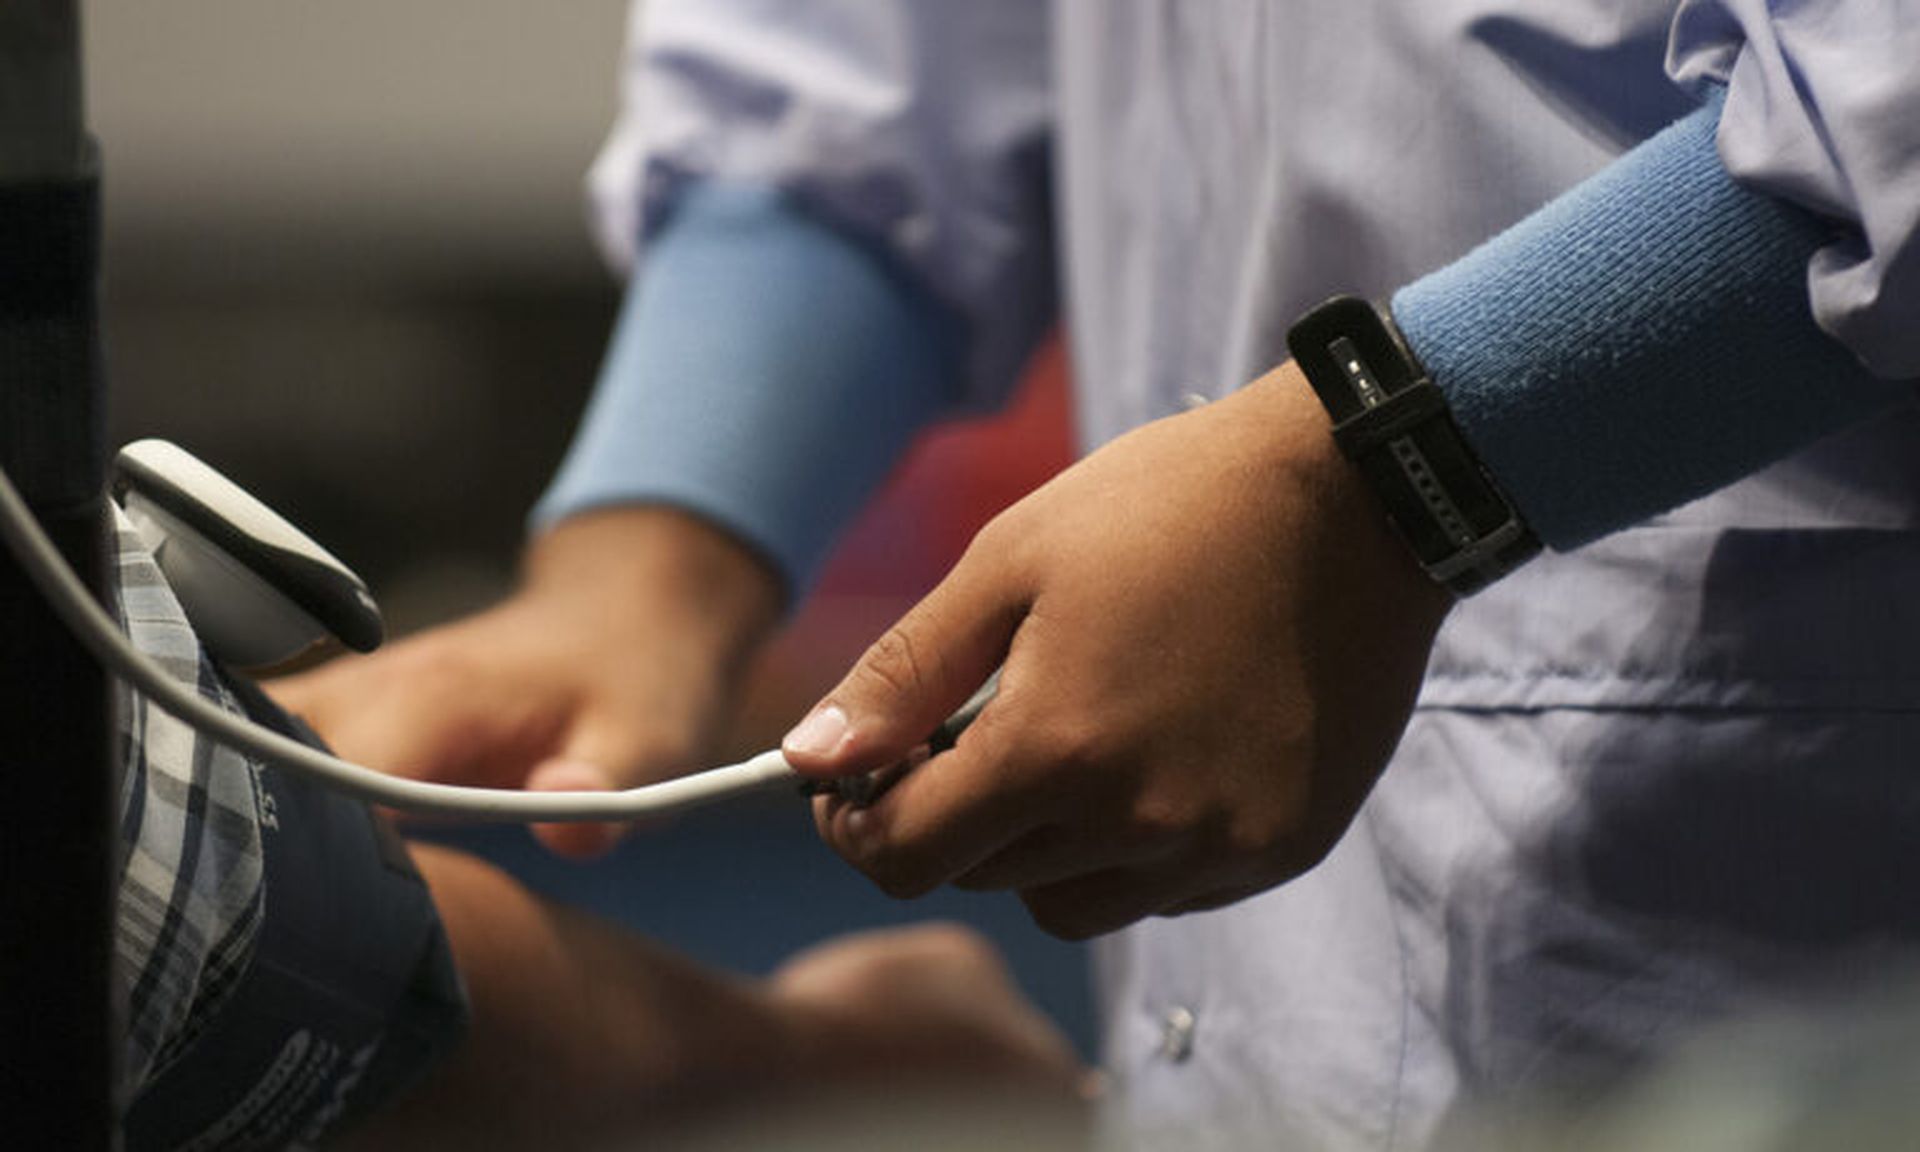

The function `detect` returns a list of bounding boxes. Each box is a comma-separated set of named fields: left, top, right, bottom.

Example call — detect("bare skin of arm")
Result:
left=344, top=843, right=1084, bottom=1151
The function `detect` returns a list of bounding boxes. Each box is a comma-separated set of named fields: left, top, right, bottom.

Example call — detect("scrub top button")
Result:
left=1158, top=1006, right=1196, bottom=1063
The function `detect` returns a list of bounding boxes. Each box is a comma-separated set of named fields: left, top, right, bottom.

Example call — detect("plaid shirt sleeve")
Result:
left=110, top=507, right=268, bottom=1106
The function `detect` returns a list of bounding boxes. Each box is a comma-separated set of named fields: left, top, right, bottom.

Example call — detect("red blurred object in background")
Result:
left=732, top=337, right=1074, bottom=749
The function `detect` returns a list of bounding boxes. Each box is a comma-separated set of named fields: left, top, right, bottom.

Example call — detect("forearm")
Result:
left=347, top=844, right=1083, bottom=1149
left=345, top=843, right=806, bottom=1150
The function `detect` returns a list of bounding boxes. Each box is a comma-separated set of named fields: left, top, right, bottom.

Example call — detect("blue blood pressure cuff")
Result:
left=123, top=679, right=467, bottom=1152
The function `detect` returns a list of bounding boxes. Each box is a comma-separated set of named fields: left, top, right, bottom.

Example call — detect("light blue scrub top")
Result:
left=548, top=2, right=1920, bottom=1147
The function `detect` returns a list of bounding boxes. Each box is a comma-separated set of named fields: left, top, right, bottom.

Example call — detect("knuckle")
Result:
left=829, top=825, right=944, bottom=900
left=857, top=624, right=932, bottom=702
left=1195, top=807, right=1279, bottom=867
left=1225, top=803, right=1296, bottom=858
left=963, top=510, right=1021, bottom=566
left=1029, top=715, right=1110, bottom=780
left=1128, top=792, right=1199, bottom=848
left=956, top=508, right=1039, bottom=596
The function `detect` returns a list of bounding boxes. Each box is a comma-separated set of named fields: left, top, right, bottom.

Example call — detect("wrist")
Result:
left=1237, top=362, right=1455, bottom=624
left=521, top=505, right=783, bottom=675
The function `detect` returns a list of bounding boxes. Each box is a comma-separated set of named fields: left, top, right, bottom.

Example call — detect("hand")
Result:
left=770, top=922, right=1088, bottom=1099
left=785, top=363, right=1454, bottom=938
left=270, top=506, right=782, bottom=856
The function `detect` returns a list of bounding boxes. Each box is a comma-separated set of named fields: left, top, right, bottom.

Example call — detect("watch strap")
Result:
left=1286, top=295, right=1539, bottom=596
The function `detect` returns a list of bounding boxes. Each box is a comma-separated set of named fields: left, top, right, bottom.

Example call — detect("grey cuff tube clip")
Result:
left=1286, top=296, right=1539, bottom=596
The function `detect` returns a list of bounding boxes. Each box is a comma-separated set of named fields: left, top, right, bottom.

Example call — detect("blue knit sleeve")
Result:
left=534, top=181, right=963, bottom=596
left=1392, top=90, right=1911, bottom=551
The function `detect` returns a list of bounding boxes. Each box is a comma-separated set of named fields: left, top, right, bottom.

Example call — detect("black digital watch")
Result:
left=1286, top=295, right=1539, bottom=596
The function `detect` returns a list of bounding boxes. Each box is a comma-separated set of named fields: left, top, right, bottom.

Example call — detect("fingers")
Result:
left=803, top=619, right=1139, bottom=907
left=784, top=554, right=1023, bottom=780
left=826, top=773, right=1267, bottom=939
left=812, top=728, right=1044, bottom=898
left=949, top=825, right=1159, bottom=893
left=266, top=654, right=482, bottom=786
left=822, top=769, right=1268, bottom=938
left=276, top=571, right=751, bottom=861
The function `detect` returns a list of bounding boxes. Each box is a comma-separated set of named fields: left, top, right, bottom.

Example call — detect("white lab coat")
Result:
left=591, top=2, right=1920, bottom=1147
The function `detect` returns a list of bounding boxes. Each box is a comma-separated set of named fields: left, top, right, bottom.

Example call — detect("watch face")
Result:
left=1288, top=296, right=1419, bottom=422
left=1329, top=335, right=1391, bottom=409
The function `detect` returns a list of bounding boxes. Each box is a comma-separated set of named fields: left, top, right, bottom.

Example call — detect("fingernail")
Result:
left=784, top=704, right=851, bottom=759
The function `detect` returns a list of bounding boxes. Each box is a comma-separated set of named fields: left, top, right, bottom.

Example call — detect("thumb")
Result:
left=524, top=700, right=715, bottom=858
left=784, top=563, right=1020, bottom=779
left=526, top=759, right=627, bottom=859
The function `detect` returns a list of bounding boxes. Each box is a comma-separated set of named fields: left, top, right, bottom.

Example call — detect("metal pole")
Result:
left=0, top=0, right=84, bottom=180
left=1, top=1, right=119, bottom=1147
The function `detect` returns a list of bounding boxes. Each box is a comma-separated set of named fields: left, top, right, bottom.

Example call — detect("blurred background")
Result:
left=86, top=1, right=1094, bottom=1054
